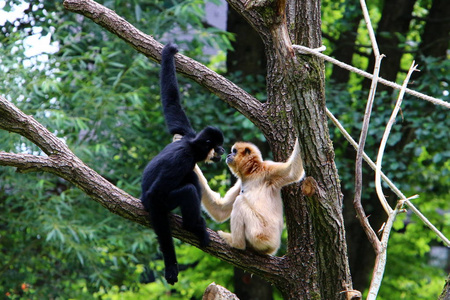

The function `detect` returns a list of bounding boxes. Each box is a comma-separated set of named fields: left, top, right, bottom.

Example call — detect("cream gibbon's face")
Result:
left=226, top=142, right=263, bottom=178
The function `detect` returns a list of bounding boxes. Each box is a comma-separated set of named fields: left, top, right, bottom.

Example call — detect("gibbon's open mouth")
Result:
left=211, top=155, right=222, bottom=162
left=211, top=152, right=223, bottom=162
left=211, top=146, right=225, bottom=163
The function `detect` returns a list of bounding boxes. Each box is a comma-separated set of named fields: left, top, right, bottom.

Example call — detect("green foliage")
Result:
left=98, top=246, right=233, bottom=299
left=377, top=194, right=450, bottom=299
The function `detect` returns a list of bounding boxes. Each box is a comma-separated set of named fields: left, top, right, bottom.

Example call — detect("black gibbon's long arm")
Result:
left=160, top=43, right=196, bottom=137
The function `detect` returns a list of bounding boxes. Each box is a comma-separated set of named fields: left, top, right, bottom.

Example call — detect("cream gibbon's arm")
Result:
left=268, top=138, right=305, bottom=186
left=174, top=134, right=239, bottom=221
left=193, top=165, right=241, bottom=223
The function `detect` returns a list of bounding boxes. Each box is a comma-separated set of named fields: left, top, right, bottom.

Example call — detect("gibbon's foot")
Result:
left=199, top=230, right=210, bottom=248
left=218, top=230, right=245, bottom=250
left=182, top=218, right=210, bottom=247
left=165, top=264, right=179, bottom=285
left=181, top=224, right=210, bottom=247
left=218, top=230, right=233, bottom=245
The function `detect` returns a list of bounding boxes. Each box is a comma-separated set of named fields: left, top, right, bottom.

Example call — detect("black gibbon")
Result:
left=194, top=139, right=304, bottom=255
left=141, top=43, right=225, bottom=285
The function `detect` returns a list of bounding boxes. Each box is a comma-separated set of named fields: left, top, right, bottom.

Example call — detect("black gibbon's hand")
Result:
left=160, top=43, right=196, bottom=138
left=165, top=264, right=179, bottom=285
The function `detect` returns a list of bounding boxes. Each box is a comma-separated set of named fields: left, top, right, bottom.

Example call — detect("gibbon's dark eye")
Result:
left=232, top=148, right=237, bottom=154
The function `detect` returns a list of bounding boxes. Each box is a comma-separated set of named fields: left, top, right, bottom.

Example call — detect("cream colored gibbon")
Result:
left=194, top=139, right=305, bottom=255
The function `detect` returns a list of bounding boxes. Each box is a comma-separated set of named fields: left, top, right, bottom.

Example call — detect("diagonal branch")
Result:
left=374, top=62, right=418, bottom=215
left=62, top=0, right=264, bottom=126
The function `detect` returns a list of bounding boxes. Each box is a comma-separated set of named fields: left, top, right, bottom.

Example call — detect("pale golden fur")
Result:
left=194, top=139, right=304, bottom=255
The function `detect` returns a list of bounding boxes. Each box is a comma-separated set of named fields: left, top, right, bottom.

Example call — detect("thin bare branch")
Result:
left=327, top=108, right=450, bottom=247
left=375, top=62, right=418, bottom=215
left=360, top=0, right=379, bottom=57
left=326, top=109, right=401, bottom=198
left=353, top=0, right=385, bottom=253
left=366, top=62, right=420, bottom=299
left=367, top=200, right=405, bottom=300
left=292, top=45, right=450, bottom=109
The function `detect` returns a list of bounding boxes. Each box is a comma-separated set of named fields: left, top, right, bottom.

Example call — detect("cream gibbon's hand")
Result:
left=265, top=138, right=304, bottom=187
left=172, top=134, right=183, bottom=142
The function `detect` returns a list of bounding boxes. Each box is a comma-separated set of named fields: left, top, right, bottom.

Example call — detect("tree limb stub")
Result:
left=203, top=282, right=239, bottom=300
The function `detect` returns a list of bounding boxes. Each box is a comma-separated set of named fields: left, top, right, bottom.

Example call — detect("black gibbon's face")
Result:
left=206, top=143, right=225, bottom=163
left=199, top=126, right=225, bottom=163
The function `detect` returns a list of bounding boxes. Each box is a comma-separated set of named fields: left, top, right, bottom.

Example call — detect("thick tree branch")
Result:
left=62, top=0, right=263, bottom=127
left=0, top=95, right=284, bottom=283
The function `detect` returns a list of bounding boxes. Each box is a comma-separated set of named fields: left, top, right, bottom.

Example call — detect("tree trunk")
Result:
left=225, top=0, right=353, bottom=298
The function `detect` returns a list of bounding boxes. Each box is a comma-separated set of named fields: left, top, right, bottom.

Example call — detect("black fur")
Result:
left=141, top=43, right=224, bottom=285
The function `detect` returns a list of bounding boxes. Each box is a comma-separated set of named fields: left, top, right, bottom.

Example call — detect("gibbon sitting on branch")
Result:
left=194, top=139, right=305, bottom=255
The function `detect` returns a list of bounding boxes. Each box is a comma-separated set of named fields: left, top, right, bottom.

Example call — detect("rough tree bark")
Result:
left=0, top=0, right=354, bottom=299
left=439, top=273, right=450, bottom=300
